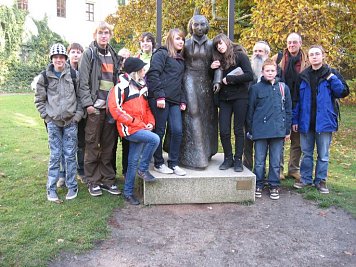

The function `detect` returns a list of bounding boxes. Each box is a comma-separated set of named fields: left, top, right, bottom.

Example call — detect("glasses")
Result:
left=97, top=30, right=110, bottom=36
left=287, top=40, right=299, bottom=45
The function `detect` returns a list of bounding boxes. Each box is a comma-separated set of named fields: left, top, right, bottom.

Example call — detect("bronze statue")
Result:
left=179, top=14, right=218, bottom=168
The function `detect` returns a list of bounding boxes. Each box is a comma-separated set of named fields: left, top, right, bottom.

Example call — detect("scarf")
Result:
left=284, top=51, right=301, bottom=103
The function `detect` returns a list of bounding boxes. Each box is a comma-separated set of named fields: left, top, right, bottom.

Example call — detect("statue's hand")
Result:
left=213, top=83, right=221, bottom=94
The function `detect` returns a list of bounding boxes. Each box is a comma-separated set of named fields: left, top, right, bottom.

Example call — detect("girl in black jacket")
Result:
left=146, top=28, right=187, bottom=176
left=211, top=33, right=253, bottom=172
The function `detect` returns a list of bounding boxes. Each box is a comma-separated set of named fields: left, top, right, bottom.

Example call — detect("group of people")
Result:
left=34, top=17, right=349, bottom=205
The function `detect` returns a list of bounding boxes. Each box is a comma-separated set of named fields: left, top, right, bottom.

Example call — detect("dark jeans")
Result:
left=84, top=109, right=117, bottom=186
left=254, top=138, right=284, bottom=189
left=219, top=98, right=248, bottom=160
left=149, top=99, right=183, bottom=168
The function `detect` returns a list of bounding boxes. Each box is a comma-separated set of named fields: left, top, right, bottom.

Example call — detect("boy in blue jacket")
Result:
left=247, top=59, right=292, bottom=200
left=292, top=45, right=349, bottom=194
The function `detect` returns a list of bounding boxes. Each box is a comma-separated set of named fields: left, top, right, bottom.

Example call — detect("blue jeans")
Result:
left=59, top=119, right=86, bottom=178
left=300, top=131, right=332, bottom=185
left=254, top=138, right=284, bottom=188
left=47, top=121, right=78, bottom=192
left=124, top=130, right=160, bottom=196
left=149, top=100, right=183, bottom=168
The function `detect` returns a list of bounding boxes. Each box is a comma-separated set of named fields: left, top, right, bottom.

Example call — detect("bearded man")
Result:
left=243, top=41, right=270, bottom=171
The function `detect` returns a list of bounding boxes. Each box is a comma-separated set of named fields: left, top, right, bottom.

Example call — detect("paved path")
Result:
left=49, top=190, right=356, bottom=267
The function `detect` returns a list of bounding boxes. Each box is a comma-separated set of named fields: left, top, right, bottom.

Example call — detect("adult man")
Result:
left=272, top=33, right=308, bottom=180
left=79, top=21, right=121, bottom=197
left=292, top=45, right=349, bottom=193
left=180, top=14, right=218, bottom=168
left=243, top=41, right=270, bottom=171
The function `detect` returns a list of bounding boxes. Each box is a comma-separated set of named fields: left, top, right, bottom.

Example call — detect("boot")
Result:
left=234, top=158, right=243, bottom=172
left=219, top=157, right=234, bottom=170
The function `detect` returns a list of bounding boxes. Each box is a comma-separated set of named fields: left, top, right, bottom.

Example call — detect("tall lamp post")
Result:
left=156, top=0, right=162, bottom=47
left=228, top=0, right=235, bottom=40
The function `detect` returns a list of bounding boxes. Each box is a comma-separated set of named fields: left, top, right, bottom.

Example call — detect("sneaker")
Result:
left=269, top=188, right=279, bottom=200
left=234, top=158, right=243, bottom=172
left=124, top=195, right=140, bottom=205
left=100, top=184, right=121, bottom=195
left=137, top=170, right=156, bottom=182
left=66, top=188, right=78, bottom=200
left=88, top=184, right=102, bottom=197
left=154, top=164, right=173, bottom=174
left=219, top=158, right=234, bottom=170
left=172, top=166, right=186, bottom=176
left=293, top=182, right=313, bottom=189
left=47, top=190, right=59, bottom=202
left=255, top=187, right=263, bottom=198
left=56, top=177, right=65, bottom=188
left=315, top=180, right=329, bottom=194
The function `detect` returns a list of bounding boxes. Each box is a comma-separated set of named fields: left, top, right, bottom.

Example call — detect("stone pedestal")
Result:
left=143, top=153, right=256, bottom=205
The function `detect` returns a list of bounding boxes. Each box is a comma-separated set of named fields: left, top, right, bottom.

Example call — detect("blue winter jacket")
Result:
left=292, top=65, right=347, bottom=133
left=247, top=77, right=292, bottom=140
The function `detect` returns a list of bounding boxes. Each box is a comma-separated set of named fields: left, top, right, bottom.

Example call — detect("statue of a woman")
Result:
left=179, top=14, right=218, bottom=168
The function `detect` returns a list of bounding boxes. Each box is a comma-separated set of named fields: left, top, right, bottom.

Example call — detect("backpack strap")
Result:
left=276, top=51, right=283, bottom=65
left=279, top=82, right=286, bottom=111
left=41, top=70, right=48, bottom=91
left=41, top=68, right=77, bottom=91
left=69, top=67, right=77, bottom=90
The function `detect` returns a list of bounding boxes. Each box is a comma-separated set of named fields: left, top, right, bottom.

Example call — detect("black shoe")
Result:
left=315, top=180, right=329, bottom=194
left=219, top=158, right=234, bottom=170
left=234, top=158, right=243, bottom=172
left=100, top=183, right=121, bottom=195
left=88, top=184, right=102, bottom=197
left=137, top=170, right=156, bottom=182
left=124, top=195, right=140, bottom=205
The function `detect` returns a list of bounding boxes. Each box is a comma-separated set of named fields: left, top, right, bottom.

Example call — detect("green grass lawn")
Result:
left=0, top=94, right=355, bottom=266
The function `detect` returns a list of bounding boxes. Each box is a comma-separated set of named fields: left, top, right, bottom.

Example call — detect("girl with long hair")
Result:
left=211, top=33, right=253, bottom=172
left=146, top=28, right=187, bottom=176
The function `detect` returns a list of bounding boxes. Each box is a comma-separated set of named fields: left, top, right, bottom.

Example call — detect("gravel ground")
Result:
left=49, top=189, right=356, bottom=267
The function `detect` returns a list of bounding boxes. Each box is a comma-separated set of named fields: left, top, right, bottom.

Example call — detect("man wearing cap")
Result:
left=34, top=43, right=83, bottom=202
left=79, top=21, right=122, bottom=197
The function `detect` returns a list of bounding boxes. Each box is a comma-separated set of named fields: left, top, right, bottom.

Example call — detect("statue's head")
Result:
left=188, top=15, right=209, bottom=37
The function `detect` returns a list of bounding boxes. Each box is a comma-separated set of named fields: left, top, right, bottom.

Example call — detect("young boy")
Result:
left=247, top=59, right=292, bottom=200
left=58, top=43, right=85, bottom=187
left=35, top=43, right=83, bottom=202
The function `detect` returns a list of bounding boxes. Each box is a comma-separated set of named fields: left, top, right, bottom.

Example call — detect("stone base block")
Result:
left=144, top=153, right=256, bottom=205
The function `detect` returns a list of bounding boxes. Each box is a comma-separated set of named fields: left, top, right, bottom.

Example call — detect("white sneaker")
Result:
left=154, top=164, right=173, bottom=174
left=172, top=166, right=186, bottom=176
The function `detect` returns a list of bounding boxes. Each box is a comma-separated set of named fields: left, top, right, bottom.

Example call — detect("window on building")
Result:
left=86, top=3, right=94, bottom=21
left=118, top=0, right=126, bottom=5
left=57, top=0, right=66, bottom=18
left=17, top=0, right=28, bottom=10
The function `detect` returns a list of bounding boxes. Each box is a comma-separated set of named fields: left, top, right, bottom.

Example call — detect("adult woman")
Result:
left=146, top=28, right=187, bottom=176
left=211, top=33, right=253, bottom=171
